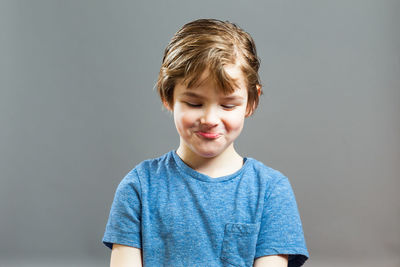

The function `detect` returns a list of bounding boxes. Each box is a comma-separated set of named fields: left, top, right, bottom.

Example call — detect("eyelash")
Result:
left=185, top=102, right=202, bottom=107
left=185, top=102, right=236, bottom=109
left=222, top=105, right=236, bottom=109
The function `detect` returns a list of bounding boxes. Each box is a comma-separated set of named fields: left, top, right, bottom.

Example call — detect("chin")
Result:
left=198, top=152, right=219, bottom=158
left=192, top=146, right=225, bottom=159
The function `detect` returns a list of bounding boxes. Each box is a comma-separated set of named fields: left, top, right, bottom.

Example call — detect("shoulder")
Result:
left=119, top=151, right=173, bottom=185
left=244, top=157, right=293, bottom=199
left=113, top=151, right=173, bottom=198
left=246, top=157, right=288, bottom=184
left=133, top=150, right=173, bottom=177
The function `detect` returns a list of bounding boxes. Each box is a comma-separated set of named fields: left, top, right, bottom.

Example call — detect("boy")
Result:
left=102, top=19, right=309, bottom=267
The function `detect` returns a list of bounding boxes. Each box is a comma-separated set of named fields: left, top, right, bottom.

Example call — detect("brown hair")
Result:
left=157, top=18, right=262, bottom=116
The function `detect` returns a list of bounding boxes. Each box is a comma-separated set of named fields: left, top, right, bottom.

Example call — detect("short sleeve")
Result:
left=256, top=177, right=309, bottom=267
left=102, top=169, right=142, bottom=250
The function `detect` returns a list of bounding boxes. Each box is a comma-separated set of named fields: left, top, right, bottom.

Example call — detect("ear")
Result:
left=245, top=84, right=262, bottom=117
left=256, top=84, right=262, bottom=97
left=162, top=99, right=173, bottom=111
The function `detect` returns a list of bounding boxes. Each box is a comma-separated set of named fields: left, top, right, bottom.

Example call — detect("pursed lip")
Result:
left=196, top=131, right=221, bottom=139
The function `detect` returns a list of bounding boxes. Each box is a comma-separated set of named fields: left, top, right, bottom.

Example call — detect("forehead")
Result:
left=176, top=64, right=247, bottom=96
left=175, top=78, right=247, bottom=101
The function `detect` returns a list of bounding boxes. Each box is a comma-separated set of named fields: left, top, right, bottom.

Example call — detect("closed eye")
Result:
left=221, top=104, right=236, bottom=109
left=185, top=102, right=202, bottom=107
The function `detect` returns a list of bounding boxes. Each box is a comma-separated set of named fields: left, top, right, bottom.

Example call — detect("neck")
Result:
left=176, top=143, right=243, bottom=178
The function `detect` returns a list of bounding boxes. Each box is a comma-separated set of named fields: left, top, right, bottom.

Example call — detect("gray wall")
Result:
left=1, top=0, right=399, bottom=266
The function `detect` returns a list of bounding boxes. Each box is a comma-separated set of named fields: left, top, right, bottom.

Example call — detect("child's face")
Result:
left=169, top=64, right=249, bottom=159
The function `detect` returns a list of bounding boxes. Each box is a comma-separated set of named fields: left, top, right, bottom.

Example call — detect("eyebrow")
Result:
left=221, top=95, right=245, bottom=101
left=181, top=91, right=244, bottom=101
left=181, top=92, right=205, bottom=99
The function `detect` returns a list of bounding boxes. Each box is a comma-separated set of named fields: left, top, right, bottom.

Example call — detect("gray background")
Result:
left=1, top=0, right=399, bottom=266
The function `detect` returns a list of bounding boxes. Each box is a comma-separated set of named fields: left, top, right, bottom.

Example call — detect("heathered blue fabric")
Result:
left=102, top=150, right=309, bottom=266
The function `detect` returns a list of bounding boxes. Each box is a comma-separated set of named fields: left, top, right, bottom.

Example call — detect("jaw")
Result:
left=177, top=137, right=237, bottom=163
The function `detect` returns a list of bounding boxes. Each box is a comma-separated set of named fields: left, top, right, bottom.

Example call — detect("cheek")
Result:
left=181, top=114, right=196, bottom=128
left=174, top=109, right=198, bottom=131
left=224, top=112, right=245, bottom=132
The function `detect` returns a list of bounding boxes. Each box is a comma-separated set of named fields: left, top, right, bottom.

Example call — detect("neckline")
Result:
left=170, top=150, right=250, bottom=183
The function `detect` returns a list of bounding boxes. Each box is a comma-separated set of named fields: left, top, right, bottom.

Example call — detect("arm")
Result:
left=253, top=254, right=288, bottom=267
left=110, top=244, right=143, bottom=267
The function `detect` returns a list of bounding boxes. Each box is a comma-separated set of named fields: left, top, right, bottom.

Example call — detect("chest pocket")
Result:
left=220, top=223, right=260, bottom=267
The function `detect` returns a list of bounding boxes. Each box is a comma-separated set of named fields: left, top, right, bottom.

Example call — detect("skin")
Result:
left=110, top=64, right=288, bottom=266
left=167, top=64, right=249, bottom=177
left=110, top=244, right=142, bottom=267
left=254, top=254, right=289, bottom=266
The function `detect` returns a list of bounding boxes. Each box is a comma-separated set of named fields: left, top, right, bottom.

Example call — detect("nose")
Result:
left=200, top=106, right=219, bottom=127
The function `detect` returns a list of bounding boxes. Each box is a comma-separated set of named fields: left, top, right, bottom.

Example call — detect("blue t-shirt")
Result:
left=102, top=150, right=309, bottom=266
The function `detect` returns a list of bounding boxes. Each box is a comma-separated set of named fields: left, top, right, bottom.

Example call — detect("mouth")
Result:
left=196, top=131, right=221, bottom=139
